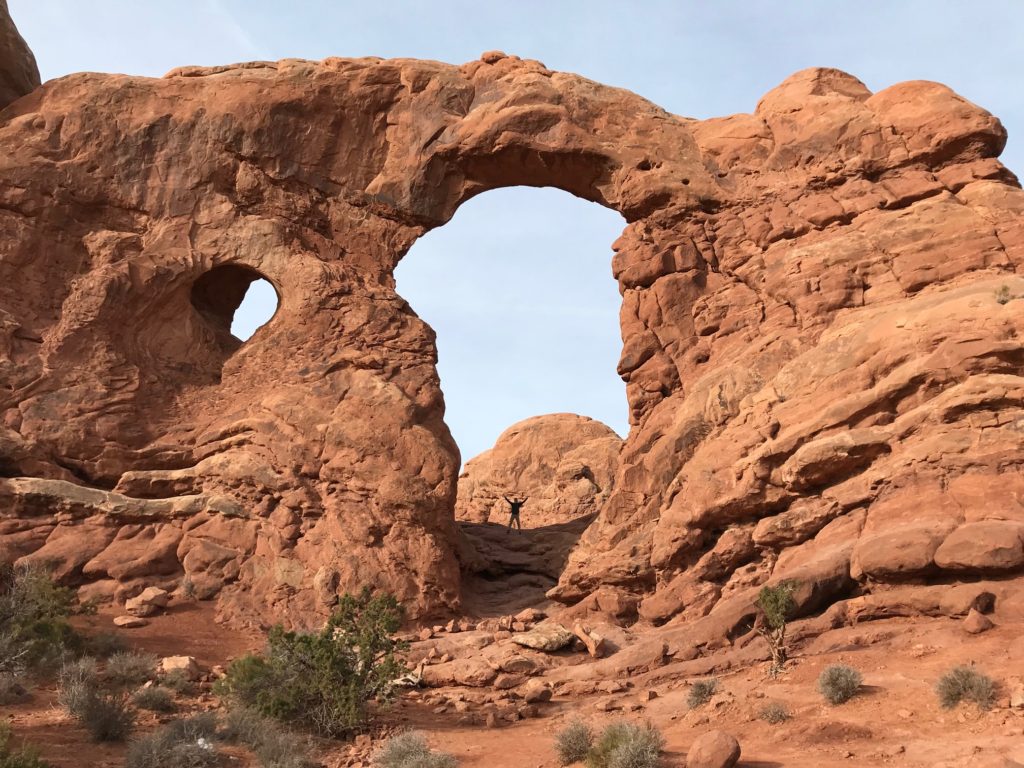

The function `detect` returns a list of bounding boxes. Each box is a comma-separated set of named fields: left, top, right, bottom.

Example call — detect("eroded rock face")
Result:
left=455, top=414, right=622, bottom=527
left=0, top=0, right=1022, bottom=628
left=0, top=0, right=38, bottom=110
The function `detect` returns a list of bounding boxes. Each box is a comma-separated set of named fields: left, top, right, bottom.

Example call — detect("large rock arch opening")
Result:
left=0, top=41, right=1021, bottom=631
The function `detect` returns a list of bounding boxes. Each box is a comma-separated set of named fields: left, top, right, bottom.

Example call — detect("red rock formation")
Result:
left=0, top=0, right=1021, bottom=629
left=0, top=0, right=38, bottom=110
left=455, top=414, right=621, bottom=527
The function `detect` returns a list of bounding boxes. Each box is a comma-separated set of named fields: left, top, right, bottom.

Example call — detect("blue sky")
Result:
left=11, top=1, right=1023, bottom=462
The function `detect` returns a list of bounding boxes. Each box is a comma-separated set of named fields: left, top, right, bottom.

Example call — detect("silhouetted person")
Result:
left=503, top=494, right=528, bottom=533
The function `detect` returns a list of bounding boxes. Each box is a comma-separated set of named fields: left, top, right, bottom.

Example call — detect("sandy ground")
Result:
left=4, top=597, right=1023, bottom=768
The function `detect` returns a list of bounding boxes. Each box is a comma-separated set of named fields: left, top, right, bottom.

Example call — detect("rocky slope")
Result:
left=455, top=414, right=621, bottom=527
left=0, top=0, right=1022, bottom=632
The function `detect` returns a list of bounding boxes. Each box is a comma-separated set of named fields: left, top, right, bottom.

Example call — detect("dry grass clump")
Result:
left=586, top=722, right=664, bottom=768
left=104, top=651, right=157, bottom=689
left=936, top=666, right=995, bottom=710
left=687, top=678, right=718, bottom=709
left=131, top=685, right=176, bottom=713
left=817, top=665, right=862, bottom=705
left=373, top=730, right=457, bottom=768
left=555, top=720, right=593, bottom=765
left=759, top=701, right=791, bottom=724
left=125, top=714, right=219, bottom=768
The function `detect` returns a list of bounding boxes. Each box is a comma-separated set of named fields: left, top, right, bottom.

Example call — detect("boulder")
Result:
left=125, top=587, right=171, bottom=617
left=159, top=656, right=201, bottom=681
left=687, top=730, right=741, bottom=768
left=963, top=608, right=994, bottom=634
left=113, top=615, right=148, bottom=628
left=519, top=679, right=553, bottom=704
left=455, top=415, right=623, bottom=526
left=510, top=623, right=576, bottom=652
left=935, top=522, right=1024, bottom=572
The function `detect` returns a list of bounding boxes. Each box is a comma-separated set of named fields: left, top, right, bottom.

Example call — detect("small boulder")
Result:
left=687, top=730, right=741, bottom=768
left=159, top=655, right=201, bottom=681
left=520, top=679, right=552, bottom=704
left=113, top=615, right=149, bottom=628
left=125, top=586, right=170, bottom=617
left=963, top=608, right=994, bottom=634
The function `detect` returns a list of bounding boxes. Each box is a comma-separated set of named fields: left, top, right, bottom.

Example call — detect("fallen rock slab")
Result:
left=510, top=623, right=575, bottom=652
left=125, top=586, right=170, bottom=618
left=113, top=615, right=149, bottom=628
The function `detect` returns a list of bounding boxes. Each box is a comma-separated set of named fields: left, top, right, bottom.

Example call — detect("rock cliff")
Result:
left=1, top=0, right=1022, bottom=628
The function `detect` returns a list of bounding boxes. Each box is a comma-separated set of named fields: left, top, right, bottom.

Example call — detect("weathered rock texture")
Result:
left=0, top=0, right=1022, bottom=628
left=455, top=414, right=621, bottom=526
left=0, top=0, right=38, bottom=110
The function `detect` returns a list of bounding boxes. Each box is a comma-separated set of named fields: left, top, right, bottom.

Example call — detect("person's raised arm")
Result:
left=503, top=495, right=512, bottom=504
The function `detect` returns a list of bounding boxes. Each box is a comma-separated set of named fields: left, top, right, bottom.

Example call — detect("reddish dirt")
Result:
left=4, top=599, right=1023, bottom=768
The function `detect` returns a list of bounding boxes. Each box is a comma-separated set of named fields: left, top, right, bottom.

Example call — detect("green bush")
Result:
left=132, top=685, right=176, bottom=713
left=755, top=580, right=798, bottom=676
left=936, top=666, right=995, bottom=710
left=219, top=588, right=407, bottom=737
left=555, top=720, right=593, bottom=765
left=586, top=722, right=663, bottom=768
left=817, top=665, right=862, bottom=705
left=0, top=563, right=79, bottom=673
left=125, top=714, right=219, bottom=768
left=0, top=724, right=51, bottom=768
left=373, top=731, right=456, bottom=768
left=759, top=701, right=790, bottom=724
left=687, top=678, right=718, bottom=710
left=104, top=651, right=157, bottom=689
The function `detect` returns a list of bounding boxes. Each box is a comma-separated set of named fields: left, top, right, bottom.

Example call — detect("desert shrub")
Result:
left=687, top=678, right=718, bottom=709
left=936, top=665, right=995, bottom=710
left=252, top=727, right=316, bottom=768
left=0, top=673, right=28, bottom=705
left=104, top=650, right=157, bottom=689
left=996, top=285, right=1013, bottom=305
left=555, top=720, right=593, bottom=765
left=161, top=669, right=196, bottom=695
left=759, top=701, right=790, bottom=724
left=219, top=588, right=407, bottom=737
left=132, top=685, right=176, bottom=713
left=586, top=722, right=663, bottom=768
left=221, top=709, right=313, bottom=768
left=818, top=664, right=862, bottom=705
left=0, top=563, right=79, bottom=673
left=373, top=730, right=456, bottom=768
left=0, top=724, right=51, bottom=768
left=125, top=715, right=219, bottom=768
left=755, top=580, right=798, bottom=676
left=84, top=632, right=127, bottom=659
left=78, top=690, right=135, bottom=742
left=57, top=657, right=99, bottom=716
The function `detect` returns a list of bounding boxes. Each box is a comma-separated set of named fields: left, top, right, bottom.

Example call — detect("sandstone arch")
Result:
left=1, top=22, right=1023, bottom=628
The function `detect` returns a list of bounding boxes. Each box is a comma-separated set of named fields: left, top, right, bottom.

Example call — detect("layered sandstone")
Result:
left=0, top=0, right=1022, bottom=629
left=455, top=414, right=621, bottom=527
